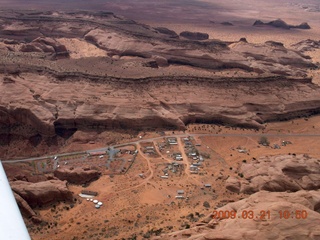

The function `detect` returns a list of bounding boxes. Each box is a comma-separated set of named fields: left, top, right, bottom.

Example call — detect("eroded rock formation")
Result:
left=226, top=154, right=320, bottom=194
left=10, top=179, right=73, bottom=208
left=0, top=11, right=319, bottom=157
left=21, top=37, right=70, bottom=58
left=155, top=190, right=320, bottom=240
left=253, top=19, right=311, bottom=29
left=13, top=192, right=36, bottom=218
left=292, top=39, right=320, bottom=52
left=54, top=167, right=101, bottom=185
left=154, top=27, right=179, bottom=38
left=179, top=31, right=209, bottom=40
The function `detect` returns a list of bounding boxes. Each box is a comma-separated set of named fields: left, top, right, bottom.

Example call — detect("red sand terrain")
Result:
left=3, top=117, right=320, bottom=240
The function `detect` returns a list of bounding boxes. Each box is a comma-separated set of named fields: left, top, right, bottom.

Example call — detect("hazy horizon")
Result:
left=1, top=0, right=318, bottom=24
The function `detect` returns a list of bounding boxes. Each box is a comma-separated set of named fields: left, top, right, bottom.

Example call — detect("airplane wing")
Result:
left=0, top=161, right=31, bottom=240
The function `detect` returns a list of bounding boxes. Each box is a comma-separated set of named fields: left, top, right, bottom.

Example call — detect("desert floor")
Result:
left=1, top=0, right=319, bottom=239
left=26, top=115, right=320, bottom=240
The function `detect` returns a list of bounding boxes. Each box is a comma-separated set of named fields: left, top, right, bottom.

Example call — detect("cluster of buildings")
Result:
left=119, top=149, right=137, bottom=155
left=157, top=141, right=167, bottom=152
left=86, top=198, right=103, bottom=209
left=172, top=152, right=183, bottom=161
left=282, top=140, right=292, bottom=146
left=167, top=137, right=178, bottom=145
left=157, top=137, right=177, bottom=154
left=160, top=162, right=183, bottom=179
left=183, top=137, right=204, bottom=174
left=175, top=183, right=212, bottom=200
left=142, top=145, right=156, bottom=155
left=79, top=190, right=103, bottom=209
left=272, top=140, right=293, bottom=149
left=175, top=189, right=185, bottom=199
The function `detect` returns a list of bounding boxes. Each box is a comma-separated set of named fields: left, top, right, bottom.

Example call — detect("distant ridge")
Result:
left=253, top=19, right=311, bottom=30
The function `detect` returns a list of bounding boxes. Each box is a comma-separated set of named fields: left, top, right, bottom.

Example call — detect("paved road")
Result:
left=2, top=150, right=87, bottom=163
left=2, top=132, right=320, bottom=163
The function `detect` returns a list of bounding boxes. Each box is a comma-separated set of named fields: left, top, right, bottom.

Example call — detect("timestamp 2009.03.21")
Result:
left=212, top=210, right=308, bottom=220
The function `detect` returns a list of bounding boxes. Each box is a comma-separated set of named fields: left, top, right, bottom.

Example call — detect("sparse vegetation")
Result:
left=203, top=201, right=210, bottom=208
left=258, top=136, right=270, bottom=146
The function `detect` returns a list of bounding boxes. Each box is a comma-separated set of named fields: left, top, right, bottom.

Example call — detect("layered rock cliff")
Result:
left=0, top=10, right=319, bottom=156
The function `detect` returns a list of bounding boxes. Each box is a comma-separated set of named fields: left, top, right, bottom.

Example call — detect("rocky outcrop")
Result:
left=10, top=180, right=73, bottom=208
left=291, top=39, right=320, bottom=52
left=220, top=22, right=233, bottom=26
left=295, top=22, right=311, bottom=29
left=266, top=19, right=290, bottom=29
left=179, top=31, right=209, bottom=40
left=155, top=190, right=320, bottom=240
left=83, top=24, right=314, bottom=71
left=225, top=176, right=241, bottom=193
left=19, top=37, right=69, bottom=58
left=265, top=40, right=284, bottom=47
left=153, top=55, right=169, bottom=67
left=226, top=154, right=320, bottom=194
left=54, top=167, right=101, bottom=185
left=154, top=27, right=179, bottom=38
left=252, top=20, right=265, bottom=26
left=253, top=19, right=311, bottom=30
left=0, top=105, right=56, bottom=137
left=13, top=192, right=36, bottom=218
left=33, top=37, right=69, bottom=58
left=20, top=44, right=42, bottom=53
left=14, top=192, right=42, bottom=224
